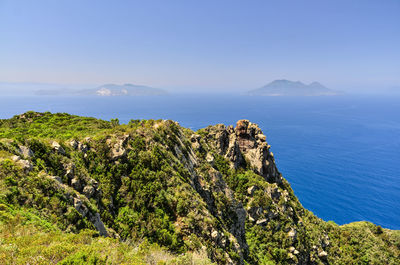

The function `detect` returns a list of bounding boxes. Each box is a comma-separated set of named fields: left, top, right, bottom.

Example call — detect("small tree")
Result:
left=111, top=118, right=120, bottom=127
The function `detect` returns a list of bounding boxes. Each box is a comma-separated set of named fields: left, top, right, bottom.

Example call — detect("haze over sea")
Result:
left=1, top=94, right=399, bottom=229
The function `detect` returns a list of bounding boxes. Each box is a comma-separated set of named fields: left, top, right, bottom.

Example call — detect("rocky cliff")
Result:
left=0, top=112, right=398, bottom=264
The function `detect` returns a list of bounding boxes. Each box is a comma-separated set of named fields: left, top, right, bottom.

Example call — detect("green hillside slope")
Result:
left=0, top=112, right=399, bottom=264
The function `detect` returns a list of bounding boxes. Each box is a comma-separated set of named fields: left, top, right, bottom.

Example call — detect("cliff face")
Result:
left=0, top=112, right=399, bottom=264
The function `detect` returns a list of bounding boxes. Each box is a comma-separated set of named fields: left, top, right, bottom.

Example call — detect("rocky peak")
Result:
left=204, top=120, right=281, bottom=184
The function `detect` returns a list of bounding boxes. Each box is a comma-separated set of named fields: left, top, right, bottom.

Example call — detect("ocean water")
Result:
left=1, top=94, right=399, bottom=229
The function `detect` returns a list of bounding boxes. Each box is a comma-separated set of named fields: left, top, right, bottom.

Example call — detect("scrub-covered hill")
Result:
left=0, top=112, right=399, bottom=264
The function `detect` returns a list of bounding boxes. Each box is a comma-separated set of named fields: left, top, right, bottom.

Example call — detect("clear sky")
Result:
left=1, top=0, right=399, bottom=92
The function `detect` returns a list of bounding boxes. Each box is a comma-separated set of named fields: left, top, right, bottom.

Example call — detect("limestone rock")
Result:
left=248, top=206, right=263, bottom=221
left=256, top=219, right=268, bottom=226
left=111, top=144, right=126, bottom=159
left=321, top=234, right=330, bottom=248
left=17, top=145, right=34, bottom=158
left=73, top=197, right=89, bottom=217
left=69, top=139, right=79, bottom=149
left=50, top=175, right=62, bottom=183
left=204, top=120, right=282, bottom=184
left=247, top=185, right=258, bottom=196
left=78, top=143, right=89, bottom=153
left=52, top=141, right=66, bottom=155
left=83, top=185, right=95, bottom=198
left=318, top=250, right=328, bottom=259
left=211, top=230, right=220, bottom=240
left=288, top=228, right=297, bottom=239
left=190, top=134, right=202, bottom=151
left=65, top=164, right=75, bottom=179
left=11, top=155, right=20, bottom=162
left=206, top=153, right=214, bottom=163
left=107, top=135, right=130, bottom=160
left=12, top=156, right=33, bottom=172
left=71, top=177, right=82, bottom=191
left=89, top=212, right=108, bottom=237
left=19, top=159, right=33, bottom=172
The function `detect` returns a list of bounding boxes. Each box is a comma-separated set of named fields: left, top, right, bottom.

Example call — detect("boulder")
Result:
left=69, top=139, right=79, bottom=149
left=89, top=212, right=108, bottom=237
left=83, top=185, right=95, bottom=198
left=50, top=175, right=62, bottom=183
left=19, top=159, right=33, bottom=172
left=52, top=141, right=66, bottom=155
left=73, top=197, right=89, bottom=217
left=206, top=153, right=214, bottom=163
left=17, top=145, right=34, bottom=158
left=71, top=177, right=82, bottom=191
left=12, top=156, right=33, bottom=172
left=318, top=250, right=328, bottom=259
left=107, top=136, right=129, bottom=160
left=211, top=230, right=220, bottom=240
left=190, top=134, right=202, bottom=150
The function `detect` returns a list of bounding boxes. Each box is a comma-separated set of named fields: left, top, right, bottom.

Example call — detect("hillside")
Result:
left=0, top=112, right=399, bottom=264
left=248, top=80, right=342, bottom=96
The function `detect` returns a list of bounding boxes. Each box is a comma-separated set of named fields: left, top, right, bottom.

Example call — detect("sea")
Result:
left=1, top=94, right=399, bottom=229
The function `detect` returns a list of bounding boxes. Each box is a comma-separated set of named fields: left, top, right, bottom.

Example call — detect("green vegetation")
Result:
left=0, top=205, right=212, bottom=264
left=0, top=112, right=399, bottom=264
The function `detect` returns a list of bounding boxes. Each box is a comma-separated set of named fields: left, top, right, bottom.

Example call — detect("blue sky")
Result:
left=0, top=0, right=399, bottom=92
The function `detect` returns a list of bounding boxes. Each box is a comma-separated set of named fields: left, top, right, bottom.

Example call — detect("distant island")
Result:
left=35, top=83, right=168, bottom=96
left=248, top=79, right=343, bottom=96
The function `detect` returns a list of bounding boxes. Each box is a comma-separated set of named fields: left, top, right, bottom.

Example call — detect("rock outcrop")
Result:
left=203, top=120, right=282, bottom=183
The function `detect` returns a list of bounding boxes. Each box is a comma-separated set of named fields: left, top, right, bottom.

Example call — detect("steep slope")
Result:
left=0, top=112, right=399, bottom=264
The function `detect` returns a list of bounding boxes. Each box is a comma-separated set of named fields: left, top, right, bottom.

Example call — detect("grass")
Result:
left=0, top=205, right=213, bottom=265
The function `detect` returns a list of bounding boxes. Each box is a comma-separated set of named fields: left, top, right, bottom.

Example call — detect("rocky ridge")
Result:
left=0, top=112, right=398, bottom=265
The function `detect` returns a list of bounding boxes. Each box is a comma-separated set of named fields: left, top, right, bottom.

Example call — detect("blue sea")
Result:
left=1, top=94, right=399, bottom=229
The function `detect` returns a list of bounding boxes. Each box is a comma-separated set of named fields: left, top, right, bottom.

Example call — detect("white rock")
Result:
left=318, top=250, right=328, bottom=258
left=18, top=145, right=34, bottom=158
left=206, top=153, right=214, bottom=163
left=211, top=230, right=219, bottom=240
left=50, top=176, right=62, bottom=183
left=18, top=159, right=33, bottom=172
left=256, top=219, right=268, bottom=225
left=247, top=185, right=257, bottom=196
left=52, top=141, right=65, bottom=155
left=288, top=228, right=297, bottom=238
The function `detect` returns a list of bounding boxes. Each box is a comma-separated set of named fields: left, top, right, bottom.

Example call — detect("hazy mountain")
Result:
left=34, top=83, right=168, bottom=96
left=82, top=83, right=168, bottom=96
left=248, top=79, right=343, bottom=96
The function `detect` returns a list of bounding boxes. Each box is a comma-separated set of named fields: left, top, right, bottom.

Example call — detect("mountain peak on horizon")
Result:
left=248, top=79, right=342, bottom=96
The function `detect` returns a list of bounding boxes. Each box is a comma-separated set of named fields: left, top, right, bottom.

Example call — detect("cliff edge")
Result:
left=0, top=112, right=398, bottom=264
